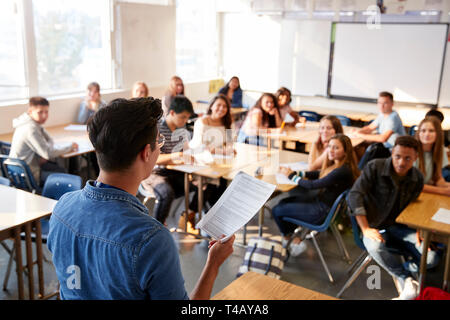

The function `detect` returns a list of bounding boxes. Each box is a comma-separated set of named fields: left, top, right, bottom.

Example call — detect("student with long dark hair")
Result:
left=218, top=76, right=243, bottom=108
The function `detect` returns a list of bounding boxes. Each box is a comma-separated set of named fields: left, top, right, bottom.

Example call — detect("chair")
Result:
left=282, top=190, right=351, bottom=283
left=334, top=115, right=351, bottom=126
left=0, top=176, right=10, bottom=186
left=357, top=142, right=391, bottom=171
left=299, top=110, right=321, bottom=122
left=0, top=141, right=11, bottom=155
left=2, top=173, right=82, bottom=291
left=409, top=125, right=418, bottom=136
left=1, top=157, right=39, bottom=193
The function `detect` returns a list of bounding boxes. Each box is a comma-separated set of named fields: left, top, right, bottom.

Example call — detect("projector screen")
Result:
left=330, top=23, right=448, bottom=105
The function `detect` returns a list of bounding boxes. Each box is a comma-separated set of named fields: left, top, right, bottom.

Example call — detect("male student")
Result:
left=355, top=91, right=406, bottom=149
left=47, top=97, right=235, bottom=300
left=347, top=135, right=439, bottom=300
left=9, top=96, right=78, bottom=185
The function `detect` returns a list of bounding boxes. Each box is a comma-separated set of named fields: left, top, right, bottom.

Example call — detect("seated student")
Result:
left=9, top=97, right=78, bottom=186
left=218, top=76, right=243, bottom=108
left=47, top=97, right=235, bottom=300
left=237, top=92, right=282, bottom=146
left=131, top=81, right=149, bottom=98
left=355, top=91, right=406, bottom=150
left=273, top=134, right=359, bottom=256
left=414, top=116, right=450, bottom=196
left=308, top=115, right=344, bottom=171
left=275, top=87, right=303, bottom=126
left=77, top=82, right=106, bottom=124
left=348, top=135, right=439, bottom=300
left=141, top=95, right=199, bottom=226
left=162, top=76, right=185, bottom=116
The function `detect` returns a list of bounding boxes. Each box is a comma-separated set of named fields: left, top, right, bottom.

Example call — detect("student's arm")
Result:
left=27, top=129, right=75, bottom=160
left=308, top=148, right=327, bottom=171
left=295, top=166, right=350, bottom=189
left=357, top=121, right=378, bottom=134
left=77, top=102, right=91, bottom=124
left=190, top=235, right=235, bottom=300
left=355, top=215, right=385, bottom=243
left=422, top=184, right=450, bottom=196
left=156, top=152, right=183, bottom=165
left=356, top=129, right=393, bottom=143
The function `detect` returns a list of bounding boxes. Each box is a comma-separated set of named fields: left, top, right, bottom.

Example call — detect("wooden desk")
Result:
left=396, top=192, right=450, bottom=292
left=212, top=271, right=337, bottom=300
left=294, top=105, right=377, bottom=123
left=0, top=185, right=57, bottom=299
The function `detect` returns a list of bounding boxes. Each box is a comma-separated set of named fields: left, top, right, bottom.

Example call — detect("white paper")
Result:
left=193, top=150, right=214, bottom=164
left=196, top=171, right=276, bottom=241
left=64, top=124, right=87, bottom=131
left=170, top=164, right=208, bottom=173
left=431, top=208, right=450, bottom=225
left=280, top=161, right=309, bottom=172
left=284, top=113, right=295, bottom=123
left=276, top=173, right=298, bottom=185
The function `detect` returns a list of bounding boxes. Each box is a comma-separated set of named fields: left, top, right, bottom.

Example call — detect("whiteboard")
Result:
left=330, top=23, right=448, bottom=105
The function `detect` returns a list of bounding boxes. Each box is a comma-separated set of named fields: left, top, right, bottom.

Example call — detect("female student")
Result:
left=218, top=76, right=243, bottom=108
left=308, top=115, right=344, bottom=170
left=131, top=81, right=149, bottom=98
left=275, top=87, right=302, bottom=126
left=162, top=76, right=185, bottom=115
left=414, top=116, right=450, bottom=196
left=77, top=82, right=106, bottom=124
left=237, top=92, right=282, bottom=146
left=273, top=133, right=359, bottom=256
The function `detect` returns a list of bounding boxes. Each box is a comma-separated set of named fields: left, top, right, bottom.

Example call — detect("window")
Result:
left=176, top=0, right=218, bottom=82
left=0, top=1, right=27, bottom=100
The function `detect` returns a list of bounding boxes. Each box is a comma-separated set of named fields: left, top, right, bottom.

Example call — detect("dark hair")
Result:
left=425, top=109, right=444, bottom=123
left=87, top=82, right=100, bottom=92
left=275, top=87, right=292, bottom=105
left=252, top=93, right=280, bottom=128
left=87, top=97, right=163, bottom=172
left=394, top=135, right=420, bottom=153
left=29, top=96, right=49, bottom=107
left=169, top=95, right=194, bottom=115
left=207, top=94, right=232, bottom=129
left=226, top=76, right=240, bottom=90
left=379, top=91, right=394, bottom=102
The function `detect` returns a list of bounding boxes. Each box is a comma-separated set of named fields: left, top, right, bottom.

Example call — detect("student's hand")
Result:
left=279, top=166, right=293, bottom=177
left=71, top=143, right=79, bottom=152
left=362, top=227, right=385, bottom=243
left=207, top=234, right=235, bottom=269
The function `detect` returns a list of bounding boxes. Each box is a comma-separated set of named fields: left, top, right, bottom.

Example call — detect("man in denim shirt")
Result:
left=348, top=136, right=438, bottom=300
left=47, top=97, right=235, bottom=300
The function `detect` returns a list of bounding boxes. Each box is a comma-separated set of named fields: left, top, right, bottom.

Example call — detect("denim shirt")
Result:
left=47, top=180, right=189, bottom=300
left=347, top=158, right=424, bottom=229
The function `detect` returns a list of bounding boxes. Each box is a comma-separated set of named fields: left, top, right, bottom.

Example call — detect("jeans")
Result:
left=272, top=191, right=329, bottom=236
left=363, top=223, right=440, bottom=288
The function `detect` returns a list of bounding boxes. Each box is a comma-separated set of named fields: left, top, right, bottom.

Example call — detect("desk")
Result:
left=294, top=105, right=377, bottom=123
left=396, top=192, right=450, bottom=292
left=212, top=271, right=337, bottom=300
left=0, top=184, right=57, bottom=299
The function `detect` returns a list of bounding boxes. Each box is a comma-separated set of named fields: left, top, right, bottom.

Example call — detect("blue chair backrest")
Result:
left=42, top=173, right=82, bottom=200
left=357, top=143, right=391, bottom=171
left=0, top=141, right=11, bottom=155
left=0, top=154, right=8, bottom=178
left=409, top=125, right=418, bottom=136
left=0, top=176, right=11, bottom=186
left=334, top=115, right=351, bottom=126
left=299, top=110, right=321, bottom=122
left=2, top=157, right=39, bottom=193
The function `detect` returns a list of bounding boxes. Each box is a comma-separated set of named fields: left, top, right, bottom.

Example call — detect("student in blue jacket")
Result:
left=218, top=76, right=243, bottom=108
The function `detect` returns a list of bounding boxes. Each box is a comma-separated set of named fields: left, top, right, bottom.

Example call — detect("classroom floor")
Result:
left=0, top=203, right=446, bottom=300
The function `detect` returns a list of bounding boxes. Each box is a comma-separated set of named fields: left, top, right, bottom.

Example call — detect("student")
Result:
left=131, top=81, right=149, bottom=98
left=47, top=97, right=235, bottom=300
left=237, top=92, right=282, bottom=146
left=275, top=87, right=302, bottom=126
left=141, top=95, right=199, bottom=226
left=162, top=76, right=185, bottom=116
left=9, top=97, right=78, bottom=186
left=218, top=76, right=243, bottom=108
left=308, top=115, right=344, bottom=171
left=273, top=134, right=359, bottom=256
left=414, top=116, right=450, bottom=196
left=347, top=135, right=439, bottom=300
left=77, top=82, right=106, bottom=124
left=355, top=91, right=406, bottom=149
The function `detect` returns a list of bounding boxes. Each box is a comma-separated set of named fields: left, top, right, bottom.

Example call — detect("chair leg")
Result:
left=3, top=245, right=15, bottom=291
left=336, top=254, right=373, bottom=298
left=330, top=224, right=352, bottom=264
left=310, top=232, right=334, bottom=283
left=346, top=251, right=367, bottom=275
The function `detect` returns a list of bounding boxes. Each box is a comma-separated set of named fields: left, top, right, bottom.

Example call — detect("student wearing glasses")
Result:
left=47, top=97, right=235, bottom=300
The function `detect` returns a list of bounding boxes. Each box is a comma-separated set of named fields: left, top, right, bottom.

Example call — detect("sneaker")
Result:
left=393, top=277, right=419, bottom=300
left=289, top=241, right=307, bottom=257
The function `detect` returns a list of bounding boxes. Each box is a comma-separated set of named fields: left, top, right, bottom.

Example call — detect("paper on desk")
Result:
left=171, top=164, right=208, bottom=173
left=275, top=173, right=298, bottom=185
left=193, top=149, right=214, bottom=164
left=431, top=208, right=450, bottom=225
left=64, top=124, right=87, bottom=131
left=280, top=161, right=309, bottom=172
left=196, top=171, right=276, bottom=241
